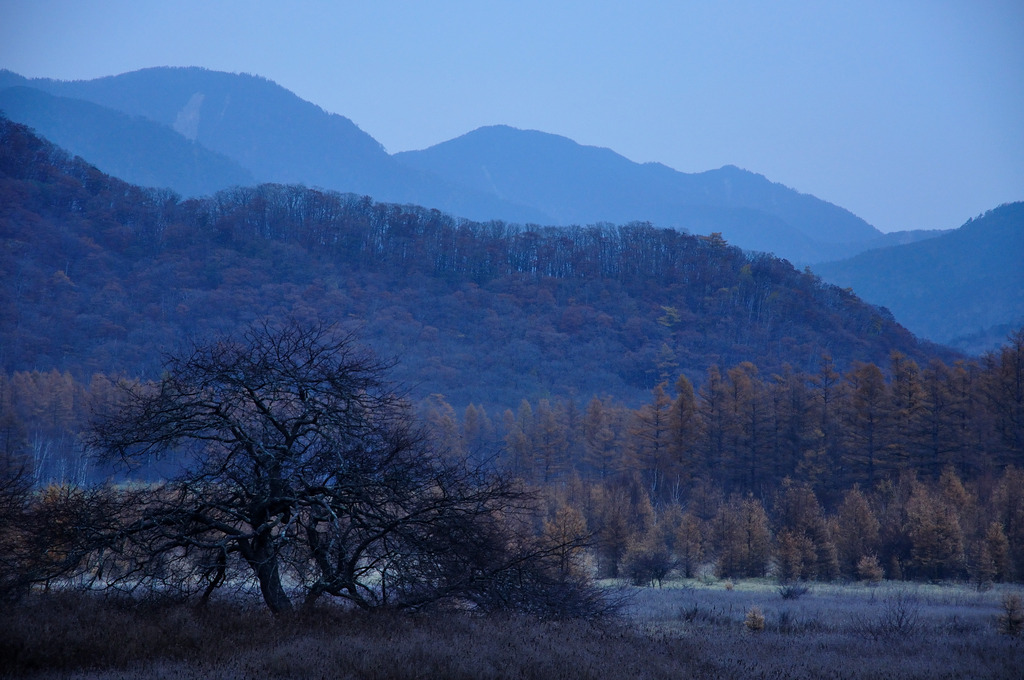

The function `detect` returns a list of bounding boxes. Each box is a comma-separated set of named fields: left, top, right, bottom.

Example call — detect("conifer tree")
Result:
left=984, top=521, right=1011, bottom=583
left=714, top=494, right=772, bottom=579
left=422, top=393, right=464, bottom=458
left=842, top=362, right=893, bottom=487
left=462, top=403, right=496, bottom=460
left=668, top=374, right=700, bottom=493
left=626, top=383, right=674, bottom=500
left=698, top=365, right=730, bottom=489
left=905, top=481, right=965, bottom=580
left=773, top=480, right=838, bottom=580
left=503, top=408, right=533, bottom=481
left=543, top=504, right=589, bottom=577
left=590, top=477, right=653, bottom=578
left=835, top=485, right=880, bottom=579
left=982, top=328, right=1024, bottom=464
left=919, top=361, right=961, bottom=474
left=768, top=367, right=816, bottom=487
left=810, top=355, right=844, bottom=495
left=725, top=362, right=769, bottom=493
left=992, top=466, right=1024, bottom=579
left=533, top=399, right=569, bottom=484
left=889, top=352, right=928, bottom=473
left=677, top=513, right=706, bottom=579
left=581, top=397, right=622, bottom=481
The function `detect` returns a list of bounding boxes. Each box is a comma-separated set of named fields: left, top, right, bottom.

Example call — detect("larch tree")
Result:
left=533, top=399, right=570, bottom=484
left=626, top=383, right=674, bottom=500
left=834, top=485, right=880, bottom=579
left=905, top=481, right=965, bottom=580
left=773, top=480, right=838, bottom=581
left=713, top=494, right=772, bottom=579
left=668, top=374, right=700, bottom=494
left=581, top=396, right=625, bottom=482
left=889, top=352, right=928, bottom=473
left=842, top=362, right=893, bottom=487
left=725, top=362, right=770, bottom=494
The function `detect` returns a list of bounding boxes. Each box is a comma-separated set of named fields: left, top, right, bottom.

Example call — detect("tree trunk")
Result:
left=243, top=539, right=292, bottom=615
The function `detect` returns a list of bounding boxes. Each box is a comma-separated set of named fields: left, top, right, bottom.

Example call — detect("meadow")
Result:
left=3, top=580, right=1022, bottom=679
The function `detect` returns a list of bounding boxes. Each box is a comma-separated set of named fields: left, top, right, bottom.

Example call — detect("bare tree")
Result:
left=88, top=319, right=602, bottom=617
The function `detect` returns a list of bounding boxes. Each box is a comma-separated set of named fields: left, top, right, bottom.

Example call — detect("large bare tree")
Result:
left=88, top=319, right=600, bottom=617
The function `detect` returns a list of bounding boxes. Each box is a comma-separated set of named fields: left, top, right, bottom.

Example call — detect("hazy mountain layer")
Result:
left=0, top=68, right=549, bottom=224
left=0, top=85, right=253, bottom=196
left=395, top=125, right=887, bottom=263
left=1, top=67, right=933, bottom=266
left=813, top=202, right=1024, bottom=354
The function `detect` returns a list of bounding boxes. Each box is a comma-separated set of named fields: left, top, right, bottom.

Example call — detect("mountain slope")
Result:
left=813, top=202, right=1024, bottom=354
left=0, top=68, right=956, bottom=267
left=395, top=125, right=884, bottom=263
left=0, top=85, right=254, bottom=196
left=2, top=67, right=903, bottom=264
left=1, top=67, right=550, bottom=224
left=0, top=116, right=956, bottom=410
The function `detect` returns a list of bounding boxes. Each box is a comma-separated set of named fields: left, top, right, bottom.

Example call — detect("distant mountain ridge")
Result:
left=4, top=66, right=1017, bottom=352
left=0, top=67, right=549, bottom=223
left=813, top=202, right=1024, bottom=354
left=0, top=85, right=254, bottom=196
left=0, top=66, right=942, bottom=265
left=395, top=125, right=886, bottom=262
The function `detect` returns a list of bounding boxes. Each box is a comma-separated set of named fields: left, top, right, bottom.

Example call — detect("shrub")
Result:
left=857, top=590, right=922, bottom=641
left=997, top=593, right=1024, bottom=636
left=778, top=583, right=810, bottom=600
left=744, top=606, right=765, bottom=632
left=622, top=537, right=675, bottom=587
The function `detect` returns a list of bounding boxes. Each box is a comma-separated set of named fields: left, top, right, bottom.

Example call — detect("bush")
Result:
left=622, top=539, right=675, bottom=588
left=744, top=606, right=765, bottom=632
left=857, top=590, right=922, bottom=641
left=778, top=583, right=810, bottom=600
left=997, top=593, right=1024, bottom=636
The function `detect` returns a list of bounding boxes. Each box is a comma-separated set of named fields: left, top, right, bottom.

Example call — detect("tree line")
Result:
left=425, top=330, right=1024, bottom=585
left=3, top=328, right=1022, bottom=595
left=424, top=333, right=1023, bottom=499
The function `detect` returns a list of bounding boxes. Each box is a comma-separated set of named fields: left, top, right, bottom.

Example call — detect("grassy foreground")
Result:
left=2, top=582, right=1022, bottom=679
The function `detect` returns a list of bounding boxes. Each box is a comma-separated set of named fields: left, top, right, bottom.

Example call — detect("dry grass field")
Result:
left=2, top=580, right=1022, bottom=679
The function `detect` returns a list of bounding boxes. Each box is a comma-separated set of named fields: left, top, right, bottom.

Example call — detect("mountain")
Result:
left=1, top=67, right=942, bottom=265
left=0, top=67, right=548, bottom=223
left=0, top=85, right=254, bottom=196
left=0, top=115, right=956, bottom=410
left=395, top=125, right=889, bottom=263
left=813, top=202, right=1024, bottom=354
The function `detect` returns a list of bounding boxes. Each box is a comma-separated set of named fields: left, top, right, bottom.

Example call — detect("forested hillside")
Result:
left=1, top=115, right=949, bottom=407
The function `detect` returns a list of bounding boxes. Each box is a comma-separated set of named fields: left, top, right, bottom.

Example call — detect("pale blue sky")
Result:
left=2, top=0, right=1022, bottom=233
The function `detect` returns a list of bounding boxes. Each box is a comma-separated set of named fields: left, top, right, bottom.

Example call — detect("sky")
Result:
left=1, top=0, right=1022, bottom=233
